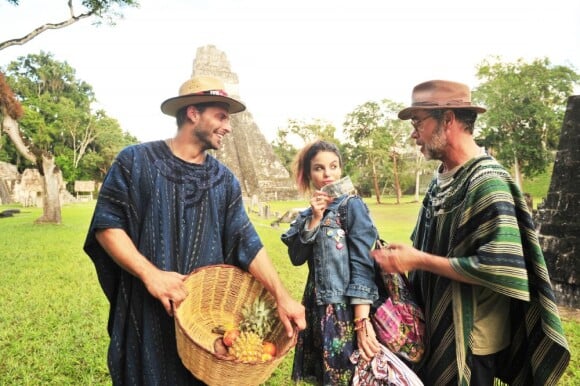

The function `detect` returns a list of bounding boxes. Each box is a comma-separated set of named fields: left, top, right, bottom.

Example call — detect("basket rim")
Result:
left=174, top=264, right=297, bottom=364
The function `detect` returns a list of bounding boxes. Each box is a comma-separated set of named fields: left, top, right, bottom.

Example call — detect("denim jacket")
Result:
left=281, top=194, right=379, bottom=305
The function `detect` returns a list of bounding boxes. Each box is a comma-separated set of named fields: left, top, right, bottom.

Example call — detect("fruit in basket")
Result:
left=213, top=337, right=230, bottom=357
left=262, top=341, right=277, bottom=357
left=223, top=328, right=241, bottom=347
left=239, top=297, right=276, bottom=338
left=229, top=331, right=264, bottom=362
left=228, top=297, right=277, bottom=363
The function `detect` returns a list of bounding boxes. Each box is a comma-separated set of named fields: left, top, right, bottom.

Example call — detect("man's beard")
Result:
left=193, top=125, right=219, bottom=151
left=423, top=123, right=447, bottom=161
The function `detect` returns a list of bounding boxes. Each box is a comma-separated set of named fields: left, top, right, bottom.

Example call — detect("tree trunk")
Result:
left=513, top=155, right=523, bottom=189
left=413, top=149, right=422, bottom=203
left=35, top=154, right=62, bottom=224
left=392, top=154, right=401, bottom=204
left=2, top=113, right=62, bottom=224
left=371, top=159, right=382, bottom=204
left=414, top=170, right=420, bottom=202
left=2, top=114, right=36, bottom=163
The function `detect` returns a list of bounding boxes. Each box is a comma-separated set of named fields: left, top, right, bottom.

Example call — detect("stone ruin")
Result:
left=190, top=45, right=299, bottom=201
left=0, top=161, right=74, bottom=207
left=535, top=95, right=580, bottom=308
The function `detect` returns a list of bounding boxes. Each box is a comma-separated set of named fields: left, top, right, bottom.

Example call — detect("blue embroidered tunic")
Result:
left=83, top=140, right=263, bottom=385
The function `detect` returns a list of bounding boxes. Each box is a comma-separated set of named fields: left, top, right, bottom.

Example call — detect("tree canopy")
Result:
left=473, top=56, right=579, bottom=186
left=2, top=52, right=138, bottom=184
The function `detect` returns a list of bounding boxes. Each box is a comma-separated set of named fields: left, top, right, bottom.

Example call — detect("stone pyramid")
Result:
left=191, top=45, right=297, bottom=201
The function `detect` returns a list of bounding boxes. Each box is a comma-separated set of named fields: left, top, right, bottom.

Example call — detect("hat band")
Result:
left=413, top=100, right=473, bottom=107
left=192, top=89, right=229, bottom=97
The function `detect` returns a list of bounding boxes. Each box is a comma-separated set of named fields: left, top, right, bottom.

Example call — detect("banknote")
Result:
left=321, top=176, right=355, bottom=198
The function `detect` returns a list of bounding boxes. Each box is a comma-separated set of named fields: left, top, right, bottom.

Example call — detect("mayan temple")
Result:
left=190, top=45, right=297, bottom=201
left=535, top=95, right=580, bottom=308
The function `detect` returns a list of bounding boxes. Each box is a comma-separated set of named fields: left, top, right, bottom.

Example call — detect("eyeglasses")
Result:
left=410, top=115, right=432, bottom=131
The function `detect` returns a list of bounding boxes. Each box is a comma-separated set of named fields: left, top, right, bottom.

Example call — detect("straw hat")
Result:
left=161, top=75, right=246, bottom=117
left=398, top=80, right=486, bottom=120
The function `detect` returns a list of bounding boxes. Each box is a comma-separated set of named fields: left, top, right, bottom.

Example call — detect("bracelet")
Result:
left=354, top=317, right=369, bottom=336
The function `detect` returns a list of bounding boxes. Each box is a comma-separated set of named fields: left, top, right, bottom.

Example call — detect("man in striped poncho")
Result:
left=371, top=80, right=570, bottom=385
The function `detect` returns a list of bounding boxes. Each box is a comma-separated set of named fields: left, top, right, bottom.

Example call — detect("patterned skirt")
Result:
left=292, top=272, right=356, bottom=386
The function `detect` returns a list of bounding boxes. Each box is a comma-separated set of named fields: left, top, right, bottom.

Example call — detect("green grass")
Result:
left=0, top=198, right=577, bottom=385
left=522, top=165, right=553, bottom=208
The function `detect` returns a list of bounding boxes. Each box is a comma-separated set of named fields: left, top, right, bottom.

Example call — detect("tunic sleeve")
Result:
left=83, top=147, right=137, bottom=303
left=222, top=176, right=263, bottom=270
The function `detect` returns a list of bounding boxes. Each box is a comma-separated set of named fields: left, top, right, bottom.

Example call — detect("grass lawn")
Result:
left=0, top=199, right=577, bottom=385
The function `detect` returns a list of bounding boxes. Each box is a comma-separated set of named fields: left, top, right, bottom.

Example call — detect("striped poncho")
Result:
left=409, top=155, right=570, bottom=386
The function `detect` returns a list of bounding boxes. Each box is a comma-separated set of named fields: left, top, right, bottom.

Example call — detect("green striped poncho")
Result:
left=409, top=155, right=570, bottom=386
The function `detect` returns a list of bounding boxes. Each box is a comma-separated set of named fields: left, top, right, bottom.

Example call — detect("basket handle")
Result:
left=277, top=327, right=299, bottom=357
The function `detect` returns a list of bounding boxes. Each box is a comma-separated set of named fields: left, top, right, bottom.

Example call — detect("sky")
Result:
left=1, top=0, right=579, bottom=143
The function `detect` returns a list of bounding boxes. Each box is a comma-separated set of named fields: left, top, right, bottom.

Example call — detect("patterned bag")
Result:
left=350, top=343, right=424, bottom=386
left=371, top=239, right=425, bottom=363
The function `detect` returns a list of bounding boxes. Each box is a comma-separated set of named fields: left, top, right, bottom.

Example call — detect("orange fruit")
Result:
left=223, top=329, right=240, bottom=347
left=262, top=341, right=277, bottom=357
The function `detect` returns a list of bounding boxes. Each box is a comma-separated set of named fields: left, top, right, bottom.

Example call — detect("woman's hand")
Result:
left=309, top=191, right=331, bottom=222
left=355, top=317, right=381, bottom=362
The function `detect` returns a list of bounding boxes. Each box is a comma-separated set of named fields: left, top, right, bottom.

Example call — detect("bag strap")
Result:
left=374, top=234, right=413, bottom=299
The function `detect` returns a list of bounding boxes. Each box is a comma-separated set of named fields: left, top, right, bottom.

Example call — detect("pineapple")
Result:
left=229, top=331, right=264, bottom=362
left=228, top=296, right=276, bottom=362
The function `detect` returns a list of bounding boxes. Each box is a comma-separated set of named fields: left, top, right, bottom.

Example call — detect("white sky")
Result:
left=1, top=0, right=579, bottom=143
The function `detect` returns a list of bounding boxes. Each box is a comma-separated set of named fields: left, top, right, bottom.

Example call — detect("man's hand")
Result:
left=371, top=242, right=420, bottom=273
left=275, top=294, right=306, bottom=338
left=142, top=268, right=188, bottom=316
left=371, top=242, right=478, bottom=284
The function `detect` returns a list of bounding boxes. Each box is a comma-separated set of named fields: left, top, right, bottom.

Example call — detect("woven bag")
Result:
left=174, top=264, right=296, bottom=386
left=371, top=240, right=425, bottom=363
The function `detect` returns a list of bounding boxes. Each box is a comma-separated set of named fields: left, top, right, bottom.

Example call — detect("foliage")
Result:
left=343, top=99, right=410, bottom=203
left=271, top=127, right=298, bottom=173
left=1, top=52, right=138, bottom=185
left=473, top=56, right=579, bottom=183
left=271, top=118, right=340, bottom=174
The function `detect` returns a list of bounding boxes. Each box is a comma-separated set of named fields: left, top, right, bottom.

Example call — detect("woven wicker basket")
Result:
left=174, top=264, right=296, bottom=386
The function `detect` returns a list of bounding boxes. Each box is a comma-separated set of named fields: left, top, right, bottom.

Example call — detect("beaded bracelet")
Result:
left=354, top=317, right=369, bottom=336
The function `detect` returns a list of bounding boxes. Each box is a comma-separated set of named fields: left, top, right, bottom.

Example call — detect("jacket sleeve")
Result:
left=281, top=211, right=315, bottom=266
left=345, top=197, right=379, bottom=301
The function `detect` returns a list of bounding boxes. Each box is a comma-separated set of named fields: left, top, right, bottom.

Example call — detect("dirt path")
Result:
left=559, top=306, right=580, bottom=322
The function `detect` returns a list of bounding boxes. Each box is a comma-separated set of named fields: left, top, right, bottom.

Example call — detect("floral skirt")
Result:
left=292, top=273, right=356, bottom=385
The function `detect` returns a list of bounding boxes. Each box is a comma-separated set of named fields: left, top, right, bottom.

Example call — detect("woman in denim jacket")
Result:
left=281, top=140, right=381, bottom=385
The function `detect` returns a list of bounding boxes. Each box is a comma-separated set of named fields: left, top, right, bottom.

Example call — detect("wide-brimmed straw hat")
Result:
left=398, top=80, right=486, bottom=120
left=161, top=75, right=246, bottom=117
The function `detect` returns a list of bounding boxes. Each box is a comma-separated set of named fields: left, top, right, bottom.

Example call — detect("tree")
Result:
left=343, top=100, right=408, bottom=204
left=3, top=52, right=97, bottom=224
left=0, top=0, right=139, bottom=223
left=272, top=118, right=339, bottom=173
left=473, top=56, right=579, bottom=188
left=271, top=127, right=297, bottom=173
left=1, top=0, right=139, bottom=50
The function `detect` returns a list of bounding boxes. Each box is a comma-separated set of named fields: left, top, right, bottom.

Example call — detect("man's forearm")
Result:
left=248, top=247, right=291, bottom=301
left=95, top=228, right=157, bottom=282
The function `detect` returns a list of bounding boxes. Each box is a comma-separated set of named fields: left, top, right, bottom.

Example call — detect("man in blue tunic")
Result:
left=84, top=75, right=306, bottom=385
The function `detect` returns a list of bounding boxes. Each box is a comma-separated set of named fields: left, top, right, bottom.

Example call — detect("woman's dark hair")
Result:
left=292, top=140, right=342, bottom=195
